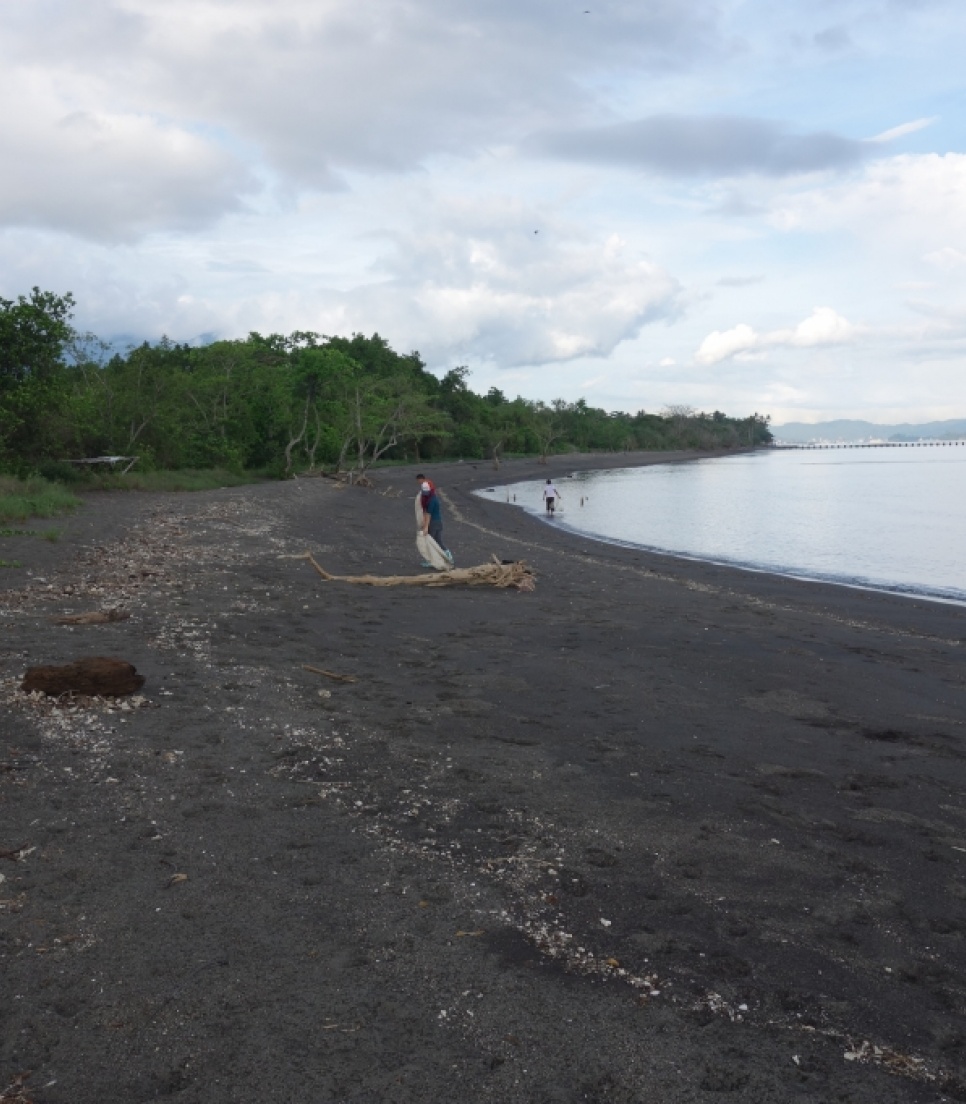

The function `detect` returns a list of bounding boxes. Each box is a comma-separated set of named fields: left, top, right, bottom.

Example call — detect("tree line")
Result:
left=0, top=288, right=772, bottom=478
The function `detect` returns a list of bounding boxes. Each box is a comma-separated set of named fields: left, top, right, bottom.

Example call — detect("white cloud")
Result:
left=0, top=70, right=252, bottom=240
left=869, top=117, right=938, bottom=143
left=779, top=306, right=856, bottom=347
left=758, top=153, right=966, bottom=361
left=341, top=211, right=684, bottom=366
left=0, top=0, right=724, bottom=204
left=2, top=1, right=966, bottom=422
left=696, top=323, right=759, bottom=365
left=769, top=154, right=966, bottom=248
left=923, top=247, right=966, bottom=270
left=695, top=308, right=856, bottom=365
left=3, top=196, right=682, bottom=369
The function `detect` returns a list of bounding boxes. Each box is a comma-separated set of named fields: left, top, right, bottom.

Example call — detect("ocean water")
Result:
left=476, top=447, right=966, bottom=605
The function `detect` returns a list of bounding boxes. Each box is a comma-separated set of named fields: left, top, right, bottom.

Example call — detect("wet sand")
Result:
left=1, top=451, right=965, bottom=1103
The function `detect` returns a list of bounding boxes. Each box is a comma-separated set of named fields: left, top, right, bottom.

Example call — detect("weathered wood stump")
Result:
left=21, top=657, right=145, bottom=697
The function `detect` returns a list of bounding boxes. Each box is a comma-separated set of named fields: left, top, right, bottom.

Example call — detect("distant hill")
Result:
left=772, top=418, right=966, bottom=443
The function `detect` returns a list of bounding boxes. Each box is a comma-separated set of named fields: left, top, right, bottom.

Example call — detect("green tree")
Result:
left=0, top=288, right=76, bottom=466
left=284, top=347, right=360, bottom=473
left=348, top=376, right=449, bottom=477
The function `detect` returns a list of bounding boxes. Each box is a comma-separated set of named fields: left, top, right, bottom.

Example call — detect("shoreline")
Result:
left=472, top=450, right=966, bottom=611
left=1, top=451, right=965, bottom=1103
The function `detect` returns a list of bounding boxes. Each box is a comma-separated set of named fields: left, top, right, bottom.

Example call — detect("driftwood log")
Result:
left=21, top=657, right=145, bottom=697
left=51, top=609, right=130, bottom=625
left=296, top=552, right=535, bottom=591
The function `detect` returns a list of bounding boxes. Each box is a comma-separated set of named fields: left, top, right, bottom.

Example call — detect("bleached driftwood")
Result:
left=296, top=551, right=535, bottom=591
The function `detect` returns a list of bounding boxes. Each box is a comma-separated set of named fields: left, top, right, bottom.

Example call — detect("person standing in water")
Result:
left=542, top=478, right=562, bottom=516
left=416, top=474, right=453, bottom=564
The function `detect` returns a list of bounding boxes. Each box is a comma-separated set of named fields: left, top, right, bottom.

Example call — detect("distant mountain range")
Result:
left=772, top=418, right=966, bottom=443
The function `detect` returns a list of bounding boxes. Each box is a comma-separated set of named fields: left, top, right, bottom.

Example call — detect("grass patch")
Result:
left=0, top=559, right=24, bottom=568
left=0, top=526, right=61, bottom=540
left=86, top=468, right=270, bottom=492
left=0, top=477, right=81, bottom=522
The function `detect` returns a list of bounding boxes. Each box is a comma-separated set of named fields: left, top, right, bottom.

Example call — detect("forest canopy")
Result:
left=0, top=289, right=772, bottom=477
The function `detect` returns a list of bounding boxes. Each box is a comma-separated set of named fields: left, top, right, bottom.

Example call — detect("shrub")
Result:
left=0, top=476, right=80, bottom=521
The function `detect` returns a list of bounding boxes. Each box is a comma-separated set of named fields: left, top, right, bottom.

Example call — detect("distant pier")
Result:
left=772, top=439, right=966, bottom=450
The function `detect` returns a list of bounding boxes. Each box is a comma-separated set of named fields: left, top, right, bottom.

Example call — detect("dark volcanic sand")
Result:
left=1, top=452, right=965, bottom=1104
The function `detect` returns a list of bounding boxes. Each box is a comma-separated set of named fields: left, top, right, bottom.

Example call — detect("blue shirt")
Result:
left=421, top=490, right=442, bottom=522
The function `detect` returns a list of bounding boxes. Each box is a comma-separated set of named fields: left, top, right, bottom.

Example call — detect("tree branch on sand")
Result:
left=292, top=551, right=535, bottom=591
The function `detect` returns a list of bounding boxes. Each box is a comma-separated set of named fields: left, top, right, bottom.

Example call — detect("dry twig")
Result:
left=302, top=664, right=358, bottom=684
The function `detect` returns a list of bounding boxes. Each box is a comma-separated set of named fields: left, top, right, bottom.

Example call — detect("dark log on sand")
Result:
left=21, top=657, right=145, bottom=697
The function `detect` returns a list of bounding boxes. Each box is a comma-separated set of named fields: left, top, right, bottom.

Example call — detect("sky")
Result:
left=2, top=0, right=966, bottom=424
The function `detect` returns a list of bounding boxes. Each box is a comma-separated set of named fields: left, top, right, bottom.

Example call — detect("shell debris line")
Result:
left=0, top=497, right=275, bottom=791
left=264, top=682, right=954, bottom=1093
left=271, top=719, right=666, bottom=1001
left=294, top=551, right=536, bottom=590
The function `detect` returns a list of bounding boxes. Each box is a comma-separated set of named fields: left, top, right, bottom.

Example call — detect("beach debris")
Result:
left=20, top=657, right=145, bottom=697
left=303, top=664, right=358, bottom=684
left=166, top=873, right=189, bottom=888
left=296, top=551, right=535, bottom=591
left=51, top=609, right=130, bottom=625
left=842, top=1039, right=933, bottom=1078
left=0, top=844, right=30, bottom=863
left=695, top=991, right=746, bottom=1022
left=0, top=1072, right=35, bottom=1103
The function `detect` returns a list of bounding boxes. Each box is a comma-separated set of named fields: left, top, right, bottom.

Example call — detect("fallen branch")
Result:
left=296, top=552, right=535, bottom=590
left=51, top=610, right=130, bottom=625
left=303, top=664, right=358, bottom=684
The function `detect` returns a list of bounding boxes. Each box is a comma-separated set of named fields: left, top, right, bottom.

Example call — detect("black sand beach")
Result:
left=2, top=451, right=965, bottom=1103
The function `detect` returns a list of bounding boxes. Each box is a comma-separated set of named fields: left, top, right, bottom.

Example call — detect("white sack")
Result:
left=415, top=492, right=451, bottom=571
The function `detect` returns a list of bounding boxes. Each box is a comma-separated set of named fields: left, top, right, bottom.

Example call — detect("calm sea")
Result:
left=476, top=447, right=966, bottom=605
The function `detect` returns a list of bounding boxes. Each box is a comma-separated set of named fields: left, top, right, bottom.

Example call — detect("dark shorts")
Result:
left=545, top=497, right=555, bottom=508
